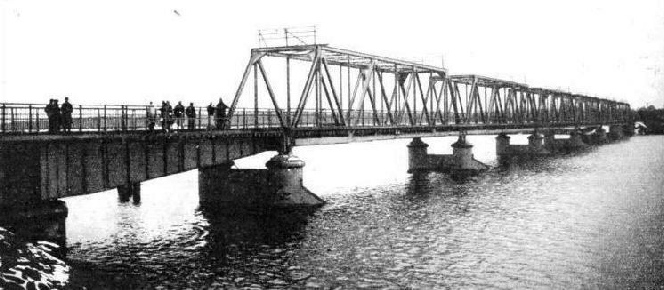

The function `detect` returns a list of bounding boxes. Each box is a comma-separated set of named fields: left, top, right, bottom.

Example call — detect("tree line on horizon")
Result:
left=634, top=105, right=664, bottom=134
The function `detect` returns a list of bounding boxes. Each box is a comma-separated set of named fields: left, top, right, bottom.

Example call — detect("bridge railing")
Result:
left=0, top=102, right=624, bottom=135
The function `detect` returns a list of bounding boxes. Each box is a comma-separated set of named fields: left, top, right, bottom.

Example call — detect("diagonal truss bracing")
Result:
left=228, top=44, right=631, bottom=131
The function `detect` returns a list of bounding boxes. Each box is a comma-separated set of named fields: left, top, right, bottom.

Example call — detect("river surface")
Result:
left=60, top=135, right=664, bottom=289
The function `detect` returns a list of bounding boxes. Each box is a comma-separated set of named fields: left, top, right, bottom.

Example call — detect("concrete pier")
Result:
left=265, top=154, right=324, bottom=208
left=568, top=131, right=587, bottom=148
left=527, top=133, right=546, bottom=152
left=495, top=132, right=550, bottom=157
left=543, top=130, right=587, bottom=152
left=585, top=127, right=608, bottom=144
left=495, top=133, right=511, bottom=156
left=407, top=135, right=488, bottom=175
left=608, top=125, right=624, bottom=140
left=198, top=155, right=324, bottom=210
left=118, top=182, right=141, bottom=203
left=407, top=137, right=431, bottom=172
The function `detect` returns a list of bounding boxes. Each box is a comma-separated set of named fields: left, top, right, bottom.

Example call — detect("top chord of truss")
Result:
left=252, top=44, right=447, bottom=74
left=448, top=74, right=528, bottom=89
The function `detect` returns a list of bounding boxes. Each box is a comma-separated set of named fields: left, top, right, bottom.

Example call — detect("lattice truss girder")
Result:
left=227, top=44, right=631, bottom=129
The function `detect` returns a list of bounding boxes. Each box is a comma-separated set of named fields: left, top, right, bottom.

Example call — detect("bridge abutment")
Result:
left=407, top=136, right=488, bottom=175
left=0, top=200, right=68, bottom=247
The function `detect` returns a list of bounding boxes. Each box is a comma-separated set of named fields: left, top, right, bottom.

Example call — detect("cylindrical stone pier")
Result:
left=527, top=132, right=544, bottom=152
left=609, top=125, right=624, bottom=140
left=407, top=137, right=430, bottom=172
left=568, top=131, right=586, bottom=148
left=593, top=127, right=608, bottom=144
left=452, top=135, right=474, bottom=167
left=265, top=154, right=324, bottom=208
left=495, top=133, right=511, bottom=156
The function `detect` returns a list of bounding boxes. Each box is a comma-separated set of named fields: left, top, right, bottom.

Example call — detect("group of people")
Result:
left=146, top=98, right=228, bottom=132
left=42, top=97, right=229, bottom=134
left=44, top=97, right=74, bottom=133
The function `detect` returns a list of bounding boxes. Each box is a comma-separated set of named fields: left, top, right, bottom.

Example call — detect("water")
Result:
left=48, top=136, right=664, bottom=288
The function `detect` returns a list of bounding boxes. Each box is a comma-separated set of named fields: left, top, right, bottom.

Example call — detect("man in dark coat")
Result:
left=160, top=101, right=169, bottom=131
left=206, top=103, right=215, bottom=130
left=60, top=97, right=73, bottom=133
left=173, top=101, right=185, bottom=130
left=215, top=98, right=228, bottom=130
left=185, top=102, right=196, bottom=130
left=45, top=99, right=58, bottom=133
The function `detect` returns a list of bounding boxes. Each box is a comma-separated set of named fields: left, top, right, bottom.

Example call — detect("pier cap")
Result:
left=452, top=134, right=473, bottom=148
left=266, top=154, right=306, bottom=169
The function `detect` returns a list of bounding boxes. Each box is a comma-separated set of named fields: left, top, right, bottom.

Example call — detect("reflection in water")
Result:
left=41, top=136, right=664, bottom=288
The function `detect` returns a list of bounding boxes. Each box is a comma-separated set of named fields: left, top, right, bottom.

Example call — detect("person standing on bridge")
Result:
left=160, top=101, right=170, bottom=132
left=147, top=101, right=157, bottom=132
left=44, top=99, right=59, bottom=133
left=215, top=98, right=228, bottom=130
left=60, top=97, right=73, bottom=133
left=165, top=101, right=173, bottom=130
left=174, top=101, right=185, bottom=130
left=186, top=102, right=196, bottom=130
left=206, top=103, right=215, bottom=130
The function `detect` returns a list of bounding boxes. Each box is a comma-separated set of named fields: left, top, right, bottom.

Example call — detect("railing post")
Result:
left=28, top=105, right=33, bottom=133
left=103, top=105, right=107, bottom=132
left=207, top=108, right=211, bottom=130
left=79, top=105, right=83, bottom=132
left=36, top=107, right=40, bottom=133
left=362, top=110, right=365, bottom=127
left=243, top=108, right=247, bottom=129
left=10, top=108, right=15, bottom=132
left=268, top=109, right=272, bottom=128
left=1, top=104, right=5, bottom=133
left=97, top=108, right=101, bottom=132
left=198, top=107, right=202, bottom=130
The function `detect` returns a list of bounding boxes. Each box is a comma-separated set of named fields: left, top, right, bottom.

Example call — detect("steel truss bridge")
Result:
left=0, top=44, right=631, bottom=142
left=0, top=43, right=636, bottom=232
left=227, top=44, right=630, bottom=138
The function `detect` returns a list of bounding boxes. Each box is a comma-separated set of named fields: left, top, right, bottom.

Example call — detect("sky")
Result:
left=1, top=0, right=663, bottom=108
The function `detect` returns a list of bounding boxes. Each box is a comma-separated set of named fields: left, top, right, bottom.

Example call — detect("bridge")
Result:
left=0, top=44, right=632, bottom=244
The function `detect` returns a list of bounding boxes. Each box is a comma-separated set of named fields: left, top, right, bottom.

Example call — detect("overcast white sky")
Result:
left=1, top=0, right=663, bottom=108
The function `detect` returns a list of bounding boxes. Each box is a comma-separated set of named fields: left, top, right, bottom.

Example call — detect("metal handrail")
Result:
left=0, top=102, right=629, bottom=135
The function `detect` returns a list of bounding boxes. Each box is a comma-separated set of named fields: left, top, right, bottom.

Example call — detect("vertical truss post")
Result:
left=394, top=65, right=399, bottom=125
left=339, top=64, right=343, bottom=111
left=286, top=57, right=291, bottom=126
left=254, top=63, right=259, bottom=128
left=412, top=69, right=417, bottom=125
left=315, top=68, right=320, bottom=127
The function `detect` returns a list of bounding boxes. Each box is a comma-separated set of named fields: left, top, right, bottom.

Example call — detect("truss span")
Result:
left=228, top=44, right=631, bottom=132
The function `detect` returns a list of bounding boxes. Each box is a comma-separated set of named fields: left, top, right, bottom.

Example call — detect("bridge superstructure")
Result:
left=0, top=44, right=633, bottom=243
